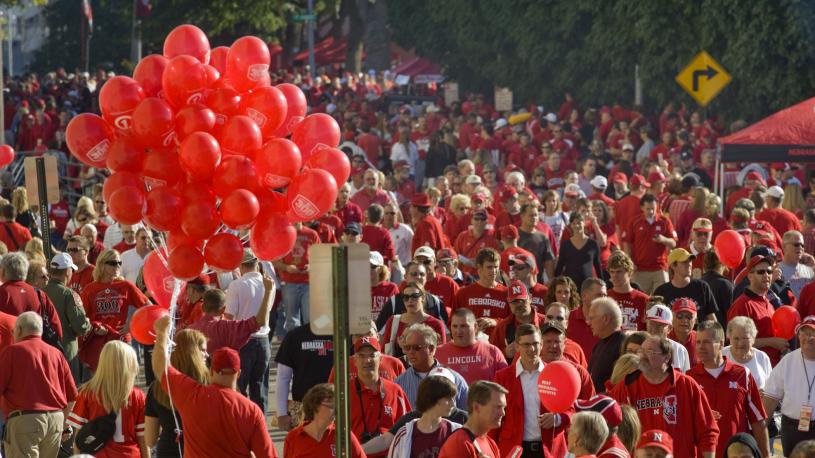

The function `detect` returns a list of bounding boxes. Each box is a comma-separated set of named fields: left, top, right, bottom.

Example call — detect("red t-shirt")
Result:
left=162, top=366, right=275, bottom=457
left=349, top=378, right=411, bottom=458
left=412, top=214, right=448, bottom=254
left=0, top=280, right=63, bottom=339
left=756, top=207, right=802, bottom=237
left=567, top=307, right=598, bottom=360
left=438, top=428, right=501, bottom=458
left=66, top=388, right=146, bottom=458
left=529, top=283, right=549, bottom=314
left=80, top=280, right=149, bottom=338
left=0, top=336, right=77, bottom=415
left=564, top=337, right=589, bottom=369
left=686, top=359, right=766, bottom=458
left=0, top=311, right=13, bottom=350
left=728, top=289, right=780, bottom=364
left=187, top=315, right=259, bottom=353
left=284, top=422, right=366, bottom=458
left=328, top=354, right=405, bottom=383
left=0, top=221, right=32, bottom=251
left=621, top=214, right=677, bottom=271
left=608, top=288, right=650, bottom=331
left=371, top=282, right=400, bottom=323
left=452, top=283, right=509, bottom=321
left=70, top=264, right=96, bottom=295
left=335, top=202, right=364, bottom=227
left=454, top=230, right=501, bottom=276
left=615, top=194, right=643, bottom=231
left=382, top=314, right=447, bottom=350
left=362, top=225, right=396, bottom=262
left=436, top=341, right=509, bottom=385
left=426, top=274, right=459, bottom=318
left=278, top=226, right=320, bottom=284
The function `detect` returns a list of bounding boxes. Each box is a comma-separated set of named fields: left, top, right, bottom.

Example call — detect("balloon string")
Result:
left=163, top=278, right=184, bottom=458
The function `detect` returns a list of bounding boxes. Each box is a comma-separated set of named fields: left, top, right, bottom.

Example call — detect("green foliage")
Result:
left=387, top=0, right=815, bottom=121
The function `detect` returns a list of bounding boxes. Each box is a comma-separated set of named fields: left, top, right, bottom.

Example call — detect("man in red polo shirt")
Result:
left=454, top=209, right=501, bottom=277
left=728, top=254, right=789, bottom=365
left=0, top=252, right=63, bottom=338
left=606, top=251, right=649, bottom=331
left=490, top=280, right=544, bottom=361
left=0, top=204, right=32, bottom=251
left=66, top=235, right=95, bottom=295
left=349, top=336, right=411, bottom=458
left=152, top=316, right=276, bottom=457
left=687, top=321, right=769, bottom=458
left=0, top=312, right=76, bottom=457
left=335, top=183, right=364, bottom=227
left=622, top=193, right=677, bottom=294
left=411, top=193, right=448, bottom=253
left=452, top=248, right=508, bottom=333
left=361, top=204, right=397, bottom=266
left=566, top=278, right=606, bottom=360
left=351, top=169, right=392, bottom=210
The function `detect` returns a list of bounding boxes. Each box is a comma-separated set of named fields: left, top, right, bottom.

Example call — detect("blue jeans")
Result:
left=238, top=337, right=271, bottom=415
left=282, top=282, right=310, bottom=332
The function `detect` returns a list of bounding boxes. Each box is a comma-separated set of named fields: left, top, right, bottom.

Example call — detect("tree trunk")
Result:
left=362, top=0, right=389, bottom=71
left=345, top=0, right=364, bottom=73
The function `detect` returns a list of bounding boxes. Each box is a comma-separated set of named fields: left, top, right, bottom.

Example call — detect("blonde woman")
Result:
left=24, top=237, right=46, bottom=264
left=608, top=353, right=640, bottom=389
left=618, top=404, right=642, bottom=455
left=66, top=340, right=148, bottom=457
left=783, top=179, right=807, bottom=219
left=11, top=187, right=40, bottom=238
left=63, top=196, right=97, bottom=240
left=145, top=329, right=209, bottom=457
left=445, top=193, right=472, bottom=244
left=25, top=259, right=49, bottom=289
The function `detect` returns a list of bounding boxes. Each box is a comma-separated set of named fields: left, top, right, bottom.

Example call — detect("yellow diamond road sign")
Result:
left=675, top=51, right=732, bottom=107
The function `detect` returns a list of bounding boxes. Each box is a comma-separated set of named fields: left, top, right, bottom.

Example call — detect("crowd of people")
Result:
left=1, top=63, right=815, bottom=458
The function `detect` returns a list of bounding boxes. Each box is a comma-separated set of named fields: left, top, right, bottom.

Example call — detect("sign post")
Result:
left=309, top=243, right=372, bottom=458
left=25, top=156, right=59, bottom=260
left=675, top=51, right=732, bottom=107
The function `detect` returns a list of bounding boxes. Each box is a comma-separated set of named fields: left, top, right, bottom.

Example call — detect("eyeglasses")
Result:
left=545, top=315, right=566, bottom=322
left=105, top=260, right=123, bottom=267
left=385, top=212, right=396, bottom=215
left=751, top=269, right=772, bottom=276
left=438, top=259, right=454, bottom=265
left=402, top=293, right=422, bottom=301
left=402, top=344, right=429, bottom=352
left=416, top=259, right=432, bottom=265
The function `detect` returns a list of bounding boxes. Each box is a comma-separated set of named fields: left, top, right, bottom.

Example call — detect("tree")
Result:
left=386, top=0, right=815, bottom=122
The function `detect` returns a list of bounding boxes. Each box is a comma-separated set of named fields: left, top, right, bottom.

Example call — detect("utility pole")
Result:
left=307, top=0, right=315, bottom=79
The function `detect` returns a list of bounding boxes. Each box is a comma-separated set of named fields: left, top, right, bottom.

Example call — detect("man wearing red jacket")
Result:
left=454, top=209, right=501, bottom=277
left=609, top=335, right=719, bottom=458
left=686, top=321, right=769, bottom=458
left=493, top=323, right=567, bottom=457
left=410, top=193, right=448, bottom=254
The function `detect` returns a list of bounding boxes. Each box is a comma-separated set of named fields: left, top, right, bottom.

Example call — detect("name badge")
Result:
left=800, top=404, right=813, bottom=432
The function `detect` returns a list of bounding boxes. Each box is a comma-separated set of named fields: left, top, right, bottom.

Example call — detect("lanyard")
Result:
left=355, top=378, right=384, bottom=437
left=803, top=352, right=815, bottom=404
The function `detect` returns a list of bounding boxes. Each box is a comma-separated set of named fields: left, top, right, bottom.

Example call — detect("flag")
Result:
left=81, top=0, right=93, bottom=31
left=135, top=0, right=152, bottom=18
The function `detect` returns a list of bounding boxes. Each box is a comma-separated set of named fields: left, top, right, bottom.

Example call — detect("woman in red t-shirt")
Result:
left=66, top=340, right=148, bottom=457
left=381, top=282, right=447, bottom=358
left=80, top=249, right=150, bottom=341
left=284, top=384, right=365, bottom=458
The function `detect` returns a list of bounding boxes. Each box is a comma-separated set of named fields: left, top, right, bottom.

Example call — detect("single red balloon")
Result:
left=241, top=86, right=287, bottom=139
left=144, top=186, right=183, bottom=231
left=255, top=138, right=301, bottom=189
left=132, top=98, right=176, bottom=148
left=133, top=54, right=169, bottom=98
left=203, top=65, right=220, bottom=88
left=225, top=36, right=271, bottom=92
left=210, top=46, right=229, bottom=74
left=773, top=305, right=801, bottom=340
left=273, top=83, right=308, bottom=137
left=205, top=86, right=242, bottom=136
left=287, top=168, right=338, bottom=222
left=305, top=146, right=350, bottom=186
left=143, top=251, right=179, bottom=308
left=99, top=76, right=145, bottom=133
left=179, top=132, right=221, bottom=180
left=106, top=137, right=146, bottom=173
left=212, top=155, right=259, bottom=198
left=0, top=145, right=15, bottom=168
left=142, top=150, right=184, bottom=188
left=220, top=189, right=260, bottom=229
left=162, top=55, right=208, bottom=108
left=175, top=104, right=216, bottom=139
left=103, top=171, right=143, bottom=202
left=537, top=360, right=581, bottom=413
left=291, top=113, right=341, bottom=162
left=108, top=186, right=146, bottom=225
left=714, top=229, right=746, bottom=269
left=168, top=244, right=205, bottom=281
left=218, top=115, right=262, bottom=156
left=163, top=24, right=211, bottom=64
left=180, top=199, right=220, bottom=240
left=250, top=208, right=296, bottom=261
left=131, top=305, right=170, bottom=344
left=66, top=113, right=115, bottom=168
left=204, top=232, right=244, bottom=271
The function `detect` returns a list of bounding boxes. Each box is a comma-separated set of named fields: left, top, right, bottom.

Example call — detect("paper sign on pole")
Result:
left=495, top=87, right=513, bottom=112
left=444, top=82, right=459, bottom=106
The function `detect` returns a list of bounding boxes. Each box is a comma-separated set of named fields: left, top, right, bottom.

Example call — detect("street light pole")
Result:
left=307, top=0, right=315, bottom=80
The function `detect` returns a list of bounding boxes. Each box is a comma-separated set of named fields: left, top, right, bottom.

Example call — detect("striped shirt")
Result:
left=394, top=360, right=469, bottom=410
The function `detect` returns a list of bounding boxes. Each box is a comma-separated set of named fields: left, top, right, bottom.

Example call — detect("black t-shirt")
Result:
left=274, top=323, right=335, bottom=401
left=145, top=383, right=183, bottom=458
left=700, top=271, right=734, bottom=324
left=588, top=330, right=625, bottom=392
left=518, top=229, right=555, bottom=282
left=388, top=407, right=469, bottom=435
left=554, top=238, right=603, bottom=289
left=652, top=279, right=719, bottom=319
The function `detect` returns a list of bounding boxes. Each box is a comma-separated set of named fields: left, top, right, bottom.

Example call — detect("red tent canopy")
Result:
left=393, top=56, right=443, bottom=83
left=293, top=36, right=349, bottom=65
left=719, top=96, right=815, bottom=162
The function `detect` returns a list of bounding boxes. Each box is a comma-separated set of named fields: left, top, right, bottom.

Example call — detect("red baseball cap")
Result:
left=647, top=171, right=666, bottom=184
left=630, top=174, right=650, bottom=188
left=771, top=162, right=789, bottom=170
left=574, top=395, right=623, bottom=428
left=471, top=192, right=486, bottom=203
left=796, top=315, right=815, bottom=334
left=354, top=336, right=381, bottom=353
left=393, top=160, right=410, bottom=170
left=509, top=253, right=537, bottom=272
left=611, top=172, right=628, bottom=185
left=500, top=225, right=519, bottom=240
left=745, top=171, right=767, bottom=186
left=637, top=430, right=673, bottom=454
left=436, top=247, right=457, bottom=261
left=507, top=280, right=528, bottom=302
left=499, top=187, right=518, bottom=203
left=411, top=193, right=432, bottom=207
left=671, top=298, right=697, bottom=314
left=211, top=347, right=241, bottom=374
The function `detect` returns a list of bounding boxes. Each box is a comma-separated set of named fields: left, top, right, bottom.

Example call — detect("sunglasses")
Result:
left=402, top=293, right=422, bottom=301
left=344, top=231, right=359, bottom=236
left=105, top=260, right=123, bottom=267
left=472, top=216, right=487, bottom=222
left=66, top=247, right=83, bottom=253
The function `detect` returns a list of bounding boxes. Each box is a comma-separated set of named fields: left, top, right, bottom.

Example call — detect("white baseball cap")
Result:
left=646, top=304, right=672, bottom=325
left=767, top=186, right=784, bottom=199
left=590, top=175, right=608, bottom=189
left=427, top=367, right=456, bottom=383
left=413, top=246, right=436, bottom=260
left=51, top=252, right=78, bottom=271
left=369, top=251, right=384, bottom=267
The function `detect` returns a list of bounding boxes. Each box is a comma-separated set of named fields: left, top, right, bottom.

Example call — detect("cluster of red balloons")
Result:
left=66, top=24, right=348, bottom=283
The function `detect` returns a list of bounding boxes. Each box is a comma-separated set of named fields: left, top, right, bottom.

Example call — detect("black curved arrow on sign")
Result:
left=692, top=65, right=719, bottom=91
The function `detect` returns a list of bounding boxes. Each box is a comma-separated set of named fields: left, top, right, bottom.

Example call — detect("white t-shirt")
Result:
left=669, top=338, right=690, bottom=372
left=389, top=223, right=414, bottom=266
left=722, top=346, right=773, bottom=389
left=224, top=271, right=269, bottom=337
left=120, top=248, right=147, bottom=284
left=764, top=349, right=815, bottom=419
